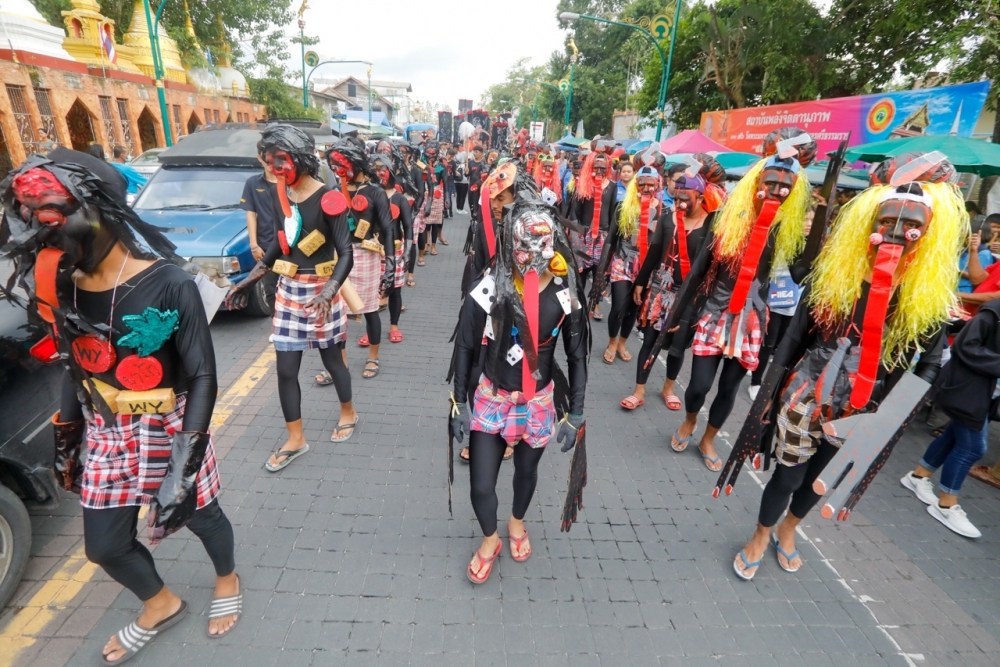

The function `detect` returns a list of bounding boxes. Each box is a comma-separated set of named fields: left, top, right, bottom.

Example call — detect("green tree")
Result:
left=248, top=77, right=322, bottom=121
left=480, top=58, right=549, bottom=128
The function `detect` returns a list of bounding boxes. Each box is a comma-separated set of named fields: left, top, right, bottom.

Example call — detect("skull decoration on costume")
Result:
left=512, top=209, right=556, bottom=275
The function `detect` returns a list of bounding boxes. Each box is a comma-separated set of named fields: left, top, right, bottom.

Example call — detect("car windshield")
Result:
left=134, top=168, right=254, bottom=211
left=132, top=151, right=162, bottom=164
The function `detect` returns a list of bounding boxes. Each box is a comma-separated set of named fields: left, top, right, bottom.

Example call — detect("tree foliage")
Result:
left=248, top=77, right=322, bottom=121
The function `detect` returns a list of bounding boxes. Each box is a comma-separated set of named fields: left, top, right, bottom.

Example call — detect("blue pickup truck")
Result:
left=133, top=128, right=276, bottom=316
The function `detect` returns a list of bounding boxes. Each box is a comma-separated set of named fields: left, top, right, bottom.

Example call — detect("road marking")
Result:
left=0, top=346, right=276, bottom=667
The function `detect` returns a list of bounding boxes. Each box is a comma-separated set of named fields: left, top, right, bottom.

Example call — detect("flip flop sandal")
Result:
left=467, top=539, right=503, bottom=585
left=617, top=349, right=633, bottom=362
left=592, top=312, right=603, bottom=321
left=358, top=335, right=370, bottom=347
left=406, top=279, right=416, bottom=287
left=772, top=534, right=802, bottom=573
left=207, top=576, right=242, bottom=638
left=331, top=417, right=359, bottom=442
left=502, top=447, right=513, bottom=461
left=315, top=371, right=334, bottom=386
left=362, top=359, right=380, bottom=379
left=440, top=238, right=450, bottom=245
left=663, top=394, right=683, bottom=411
left=430, top=248, right=438, bottom=255
left=389, top=330, right=404, bottom=343
left=265, top=444, right=310, bottom=472
left=507, top=523, right=532, bottom=563
left=670, top=431, right=691, bottom=452
left=460, top=447, right=471, bottom=464
left=417, top=258, right=426, bottom=266
left=620, top=395, right=644, bottom=410
left=602, top=349, right=616, bottom=365
left=700, top=450, right=723, bottom=472
left=733, top=550, right=762, bottom=581
left=104, top=601, right=188, bottom=664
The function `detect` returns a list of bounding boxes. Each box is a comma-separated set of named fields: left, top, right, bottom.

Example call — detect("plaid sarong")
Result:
left=426, top=189, right=444, bottom=226
left=609, top=251, right=640, bottom=284
left=572, top=230, right=604, bottom=270
left=413, top=209, right=427, bottom=235
left=350, top=245, right=382, bottom=313
left=272, top=273, right=348, bottom=350
left=470, top=375, right=556, bottom=448
left=81, top=393, right=221, bottom=510
left=393, top=241, right=405, bottom=288
left=691, top=307, right=765, bottom=370
left=639, top=266, right=677, bottom=331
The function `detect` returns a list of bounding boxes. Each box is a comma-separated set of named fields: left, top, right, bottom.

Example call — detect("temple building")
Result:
left=0, top=0, right=260, bottom=178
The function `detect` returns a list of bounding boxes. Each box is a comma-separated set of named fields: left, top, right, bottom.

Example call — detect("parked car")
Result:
left=0, top=284, right=62, bottom=610
left=133, top=129, right=276, bottom=316
left=129, top=147, right=167, bottom=179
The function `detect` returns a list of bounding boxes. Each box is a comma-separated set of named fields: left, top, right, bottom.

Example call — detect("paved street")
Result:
left=3, top=212, right=1000, bottom=666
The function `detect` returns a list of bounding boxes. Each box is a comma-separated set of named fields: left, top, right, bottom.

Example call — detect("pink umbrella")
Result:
left=658, top=129, right=733, bottom=155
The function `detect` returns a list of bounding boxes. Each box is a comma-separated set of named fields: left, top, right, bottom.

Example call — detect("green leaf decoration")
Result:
left=118, top=307, right=180, bottom=357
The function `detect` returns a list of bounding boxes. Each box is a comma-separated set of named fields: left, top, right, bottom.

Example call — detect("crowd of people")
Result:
left=1, top=121, right=996, bottom=662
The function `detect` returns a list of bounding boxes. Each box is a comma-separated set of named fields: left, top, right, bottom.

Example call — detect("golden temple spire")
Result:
left=183, top=0, right=202, bottom=51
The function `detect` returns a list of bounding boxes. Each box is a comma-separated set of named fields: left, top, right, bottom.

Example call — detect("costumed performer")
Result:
left=571, top=149, right=616, bottom=321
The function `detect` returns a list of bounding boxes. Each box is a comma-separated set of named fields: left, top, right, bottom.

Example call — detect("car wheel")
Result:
left=0, top=483, right=31, bottom=611
left=243, top=271, right=277, bottom=317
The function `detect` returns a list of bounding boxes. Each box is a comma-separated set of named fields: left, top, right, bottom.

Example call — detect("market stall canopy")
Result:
left=843, top=135, right=1000, bottom=177
left=555, top=136, right=591, bottom=148
left=658, top=129, right=732, bottom=155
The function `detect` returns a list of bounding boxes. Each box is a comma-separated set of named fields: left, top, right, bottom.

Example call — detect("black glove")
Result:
left=380, top=256, right=396, bottom=294
left=148, top=431, right=211, bottom=543
left=305, top=280, right=342, bottom=320
left=450, top=402, right=470, bottom=443
left=223, top=261, right=269, bottom=310
left=52, top=413, right=85, bottom=493
left=556, top=414, right=584, bottom=452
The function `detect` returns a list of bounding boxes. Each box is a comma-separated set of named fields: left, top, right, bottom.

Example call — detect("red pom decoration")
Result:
left=321, top=190, right=348, bottom=216
left=434, top=188, right=443, bottom=199
left=115, top=354, right=163, bottom=391
left=72, top=335, right=116, bottom=373
left=351, top=194, right=369, bottom=211
left=390, top=203, right=400, bottom=219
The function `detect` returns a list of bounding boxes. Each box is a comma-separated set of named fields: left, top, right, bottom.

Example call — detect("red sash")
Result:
left=728, top=198, right=779, bottom=315
left=850, top=243, right=903, bottom=410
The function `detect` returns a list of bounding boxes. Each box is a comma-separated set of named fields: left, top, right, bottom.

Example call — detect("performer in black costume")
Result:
left=327, top=138, right=395, bottom=379
left=571, top=150, right=616, bottom=323
left=229, top=126, right=359, bottom=458
left=726, top=153, right=964, bottom=580
left=0, top=148, right=240, bottom=662
left=450, top=189, right=588, bottom=584
left=401, top=143, right=426, bottom=286
left=375, top=154, right=413, bottom=342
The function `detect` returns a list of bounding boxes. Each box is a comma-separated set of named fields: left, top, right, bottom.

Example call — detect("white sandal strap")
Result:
left=117, top=621, right=156, bottom=652
left=209, top=594, right=243, bottom=618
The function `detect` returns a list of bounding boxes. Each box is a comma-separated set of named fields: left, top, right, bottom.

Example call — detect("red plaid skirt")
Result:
left=426, top=190, right=444, bottom=226
left=81, top=393, right=221, bottom=510
left=469, top=375, right=556, bottom=448
left=413, top=210, right=426, bottom=235
left=639, top=266, right=677, bottom=331
left=572, top=230, right=605, bottom=270
left=350, top=245, right=382, bottom=313
left=610, top=252, right=640, bottom=284
left=691, top=306, right=765, bottom=370
left=393, top=241, right=405, bottom=288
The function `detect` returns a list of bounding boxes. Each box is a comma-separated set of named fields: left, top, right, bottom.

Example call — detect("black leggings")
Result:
left=469, top=431, right=546, bottom=536
left=430, top=224, right=441, bottom=244
left=388, top=286, right=402, bottom=326
left=635, top=326, right=685, bottom=385
left=685, top=354, right=748, bottom=429
left=758, top=440, right=838, bottom=526
left=84, top=501, right=234, bottom=601
left=608, top=281, right=639, bottom=339
left=456, top=183, right=468, bottom=210
left=579, top=266, right=597, bottom=298
left=364, top=311, right=382, bottom=346
left=276, top=344, right=351, bottom=421
left=751, top=313, right=793, bottom=386
left=417, top=230, right=428, bottom=253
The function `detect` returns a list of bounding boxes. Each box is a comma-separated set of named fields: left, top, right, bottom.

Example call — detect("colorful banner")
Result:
left=700, top=81, right=992, bottom=156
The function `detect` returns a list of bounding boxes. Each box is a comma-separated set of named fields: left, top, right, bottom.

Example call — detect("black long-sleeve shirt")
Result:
left=454, top=277, right=588, bottom=414
left=345, top=182, right=394, bottom=261
left=60, top=261, right=218, bottom=433
left=571, top=180, right=616, bottom=228
left=389, top=191, right=414, bottom=244
left=634, top=210, right=713, bottom=291
left=263, top=185, right=354, bottom=286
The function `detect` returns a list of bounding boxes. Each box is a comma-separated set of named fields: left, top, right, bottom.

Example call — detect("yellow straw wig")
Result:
left=712, top=159, right=811, bottom=274
left=617, top=178, right=641, bottom=239
left=807, top=181, right=969, bottom=367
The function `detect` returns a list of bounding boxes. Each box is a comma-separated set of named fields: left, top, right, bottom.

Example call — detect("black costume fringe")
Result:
left=561, top=422, right=587, bottom=531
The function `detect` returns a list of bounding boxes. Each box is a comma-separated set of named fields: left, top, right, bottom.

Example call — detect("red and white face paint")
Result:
left=12, top=168, right=79, bottom=227
left=265, top=149, right=300, bottom=186
left=328, top=152, right=355, bottom=181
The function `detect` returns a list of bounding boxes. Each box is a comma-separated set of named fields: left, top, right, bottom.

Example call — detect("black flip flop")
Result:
left=315, top=371, right=334, bottom=386
left=265, top=444, right=310, bottom=472
left=104, top=601, right=188, bottom=664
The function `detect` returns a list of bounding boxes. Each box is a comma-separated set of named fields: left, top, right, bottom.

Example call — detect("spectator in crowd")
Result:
left=86, top=143, right=105, bottom=160
left=960, top=226, right=994, bottom=294
left=36, top=128, right=58, bottom=153
left=240, top=140, right=278, bottom=262
left=985, top=213, right=1000, bottom=260
left=110, top=145, right=148, bottom=194
left=616, top=161, right=634, bottom=202
left=901, top=298, right=1000, bottom=538
left=967, top=201, right=986, bottom=231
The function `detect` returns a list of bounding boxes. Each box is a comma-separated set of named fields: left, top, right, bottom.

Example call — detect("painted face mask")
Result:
left=376, top=164, right=392, bottom=188
left=758, top=156, right=798, bottom=204
left=512, top=210, right=556, bottom=276
left=871, top=185, right=933, bottom=247
left=328, top=152, right=355, bottom=181
left=376, top=141, right=392, bottom=155
left=592, top=156, right=609, bottom=179
left=266, top=149, right=301, bottom=186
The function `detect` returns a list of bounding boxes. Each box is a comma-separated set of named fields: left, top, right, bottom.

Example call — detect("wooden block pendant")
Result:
left=84, top=378, right=120, bottom=413
left=297, top=229, right=326, bottom=257
left=273, top=259, right=299, bottom=277
left=116, top=388, right=176, bottom=415
left=353, top=218, right=371, bottom=239
left=315, top=259, right=338, bottom=277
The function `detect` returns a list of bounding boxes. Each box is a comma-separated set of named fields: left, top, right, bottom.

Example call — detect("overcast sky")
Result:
left=294, top=0, right=567, bottom=109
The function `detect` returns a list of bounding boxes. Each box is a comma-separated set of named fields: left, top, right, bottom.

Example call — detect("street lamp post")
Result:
left=564, top=38, right=578, bottom=136
left=367, top=66, right=372, bottom=125
left=559, top=6, right=681, bottom=141
left=142, top=0, right=172, bottom=146
left=517, top=77, right=570, bottom=138
left=299, top=18, right=307, bottom=108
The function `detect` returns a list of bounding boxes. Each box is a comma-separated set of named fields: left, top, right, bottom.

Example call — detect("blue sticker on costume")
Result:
left=118, top=307, right=180, bottom=356
left=552, top=328, right=559, bottom=336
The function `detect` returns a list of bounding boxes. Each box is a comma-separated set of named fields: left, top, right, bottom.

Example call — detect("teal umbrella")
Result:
left=714, top=152, right=761, bottom=170
left=843, top=135, right=1000, bottom=177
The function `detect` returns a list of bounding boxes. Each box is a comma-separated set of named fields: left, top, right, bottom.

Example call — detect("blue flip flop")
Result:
left=733, top=550, right=762, bottom=581
left=700, top=450, right=722, bottom=471
left=772, top=533, right=802, bottom=573
left=671, top=431, right=691, bottom=452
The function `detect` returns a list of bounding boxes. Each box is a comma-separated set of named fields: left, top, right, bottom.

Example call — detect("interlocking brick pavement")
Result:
left=3, top=211, right=1000, bottom=666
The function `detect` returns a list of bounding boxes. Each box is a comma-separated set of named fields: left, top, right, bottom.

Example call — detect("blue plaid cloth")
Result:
left=469, top=375, right=556, bottom=448
left=271, top=274, right=347, bottom=351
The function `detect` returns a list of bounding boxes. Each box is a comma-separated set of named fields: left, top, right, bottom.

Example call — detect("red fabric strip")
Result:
left=638, top=195, right=651, bottom=267
left=522, top=270, right=539, bottom=401
left=275, top=175, right=292, bottom=219
left=850, top=243, right=903, bottom=410
left=35, top=247, right=63, bottom=323
left=728, top=198, right=779, bottom=315
left=480, top=187, right=496, bottom=259
left=590, top=183, right=602, bottom=239
left=675, top=208, right=690, bottom=280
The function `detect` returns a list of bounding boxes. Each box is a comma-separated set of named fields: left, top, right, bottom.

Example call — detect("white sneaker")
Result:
left=748, top=385, right=760, bottom=401
left=927, top=503, right=982, bottom=538
left=901, top=472, right=937, bottom=505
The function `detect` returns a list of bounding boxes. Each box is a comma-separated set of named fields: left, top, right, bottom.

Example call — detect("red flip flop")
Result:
left=663, top=394, right=683, bottom=411
left=507, top=523, right=531, bottom=562
left=468, top=539, right=503, bottom=584
left=389, top=330, right=404, bottom=343
left=620, top=395, right=644, bottom=410
left=358, top=335, right=370, bottom=347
